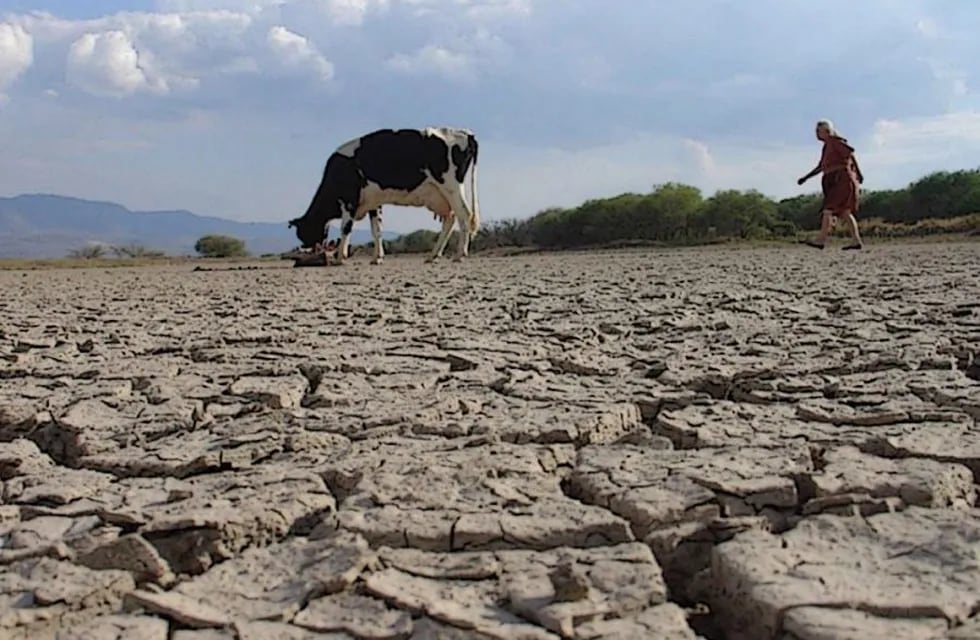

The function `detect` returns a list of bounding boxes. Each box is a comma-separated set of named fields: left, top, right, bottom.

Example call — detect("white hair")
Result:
left=816, top=119, right=837, bottom=136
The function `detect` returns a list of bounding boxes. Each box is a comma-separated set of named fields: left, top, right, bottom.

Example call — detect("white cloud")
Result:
left=683, top=139, right=717, bottom=176
left=2, top=0, right=527, bottom=103
left=266, top=25, right=334, bottom=80
left=464, top=0, right=532, bottom=21
left=0, top=22, right=33, bottom=99
left=155, top=0, right=284, bottom=11
left=322, top=0, right=385, bottom=25
left=1, top=1, right=979, bottom=231
left=13, top=7, right=339, bottom=99
left=479, top=132, right=817, bottom=222
left=869, top=111, right=980, bottom=165
left=915, top=18, right=939, bottom=39
left=387, top=44, right=469, bottom=78
left=398, top=0, right=530, bottom=21
left=66, top=30, right=168, bottom=97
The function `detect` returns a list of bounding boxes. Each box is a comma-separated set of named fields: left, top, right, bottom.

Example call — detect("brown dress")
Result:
left=819, top=135, right=860, bottom=215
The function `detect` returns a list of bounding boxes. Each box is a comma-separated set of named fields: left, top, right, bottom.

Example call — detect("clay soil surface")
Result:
left=1, top=241, right=979, bottom=639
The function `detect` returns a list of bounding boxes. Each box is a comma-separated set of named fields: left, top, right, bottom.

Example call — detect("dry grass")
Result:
left=834, top=213, right=980, bottom=238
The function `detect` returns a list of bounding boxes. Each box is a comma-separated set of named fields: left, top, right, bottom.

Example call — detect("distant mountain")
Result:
left=0, top=194, right=400, bottom=258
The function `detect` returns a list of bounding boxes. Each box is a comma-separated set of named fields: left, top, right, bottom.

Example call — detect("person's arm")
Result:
left=798, top=163, right=822, bottom=185
left=851, top=155, right=864, bottom=184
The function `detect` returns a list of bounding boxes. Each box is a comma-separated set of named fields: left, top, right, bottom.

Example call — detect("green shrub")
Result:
left=194, top=234, right=248, bottom=258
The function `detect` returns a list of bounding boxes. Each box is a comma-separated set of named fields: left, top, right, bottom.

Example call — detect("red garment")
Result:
left=819, top=136, right=860, bottom=215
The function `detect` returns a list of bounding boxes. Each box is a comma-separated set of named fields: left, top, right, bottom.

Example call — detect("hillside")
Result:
left=0, top=194, right=399, bottom=258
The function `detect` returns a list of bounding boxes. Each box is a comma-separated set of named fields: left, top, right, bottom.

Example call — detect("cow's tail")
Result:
left=468, top=133, right=480, bottom=239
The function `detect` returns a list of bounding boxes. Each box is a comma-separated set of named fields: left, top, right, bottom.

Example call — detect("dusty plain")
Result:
left=1, top=241, right=979, bottom=640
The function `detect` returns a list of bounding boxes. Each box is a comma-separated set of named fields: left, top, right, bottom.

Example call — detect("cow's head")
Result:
left=288, top=215, right=323, bottom=249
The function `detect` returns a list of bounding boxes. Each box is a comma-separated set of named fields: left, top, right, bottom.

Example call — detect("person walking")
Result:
left=797, top=119, right=865, bottom=250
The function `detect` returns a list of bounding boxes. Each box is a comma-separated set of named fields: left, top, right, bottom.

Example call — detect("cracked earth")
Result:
left=1, top=242, right=979, bottom=640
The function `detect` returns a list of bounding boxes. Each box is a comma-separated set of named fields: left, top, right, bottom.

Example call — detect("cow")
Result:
left=288, top=127, right=480, bottom=265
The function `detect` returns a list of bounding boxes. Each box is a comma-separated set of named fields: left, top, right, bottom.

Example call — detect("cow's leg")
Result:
left=337, top=208, right=355, bottom=265
left=445, top=188, right=473, bottom=261
left=426, top=211, right=456, bottom=263
left=424, top=191, right=455, bottom=263
left=369, top=208, right=384, bottom=265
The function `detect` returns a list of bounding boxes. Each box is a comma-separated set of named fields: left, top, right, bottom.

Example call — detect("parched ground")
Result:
left=1, top=241, right=979, bottom=640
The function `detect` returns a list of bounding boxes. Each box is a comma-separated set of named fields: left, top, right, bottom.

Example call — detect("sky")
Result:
left=1, top=0, right=980, bottom=233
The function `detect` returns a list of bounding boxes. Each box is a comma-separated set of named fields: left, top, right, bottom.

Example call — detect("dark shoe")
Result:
left=842, top=243, right=863, bottom=251
left=799, top=239, right=825, bottom=250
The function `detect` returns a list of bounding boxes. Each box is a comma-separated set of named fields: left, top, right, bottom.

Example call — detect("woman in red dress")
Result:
left=797, top=119, right=865, bottom=250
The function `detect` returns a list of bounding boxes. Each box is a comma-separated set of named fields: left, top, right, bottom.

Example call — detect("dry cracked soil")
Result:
left=1, top=241, right=979, bottom=640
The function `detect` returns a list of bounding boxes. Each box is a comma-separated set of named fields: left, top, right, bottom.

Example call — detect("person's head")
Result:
left=815, top=119, right=836, bottom=141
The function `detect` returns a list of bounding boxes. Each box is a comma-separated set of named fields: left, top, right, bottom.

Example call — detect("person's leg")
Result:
left=818, top=209, right=834, bottom=244
left=842, top=211, right=862, bottom=249
left=802, top=209, right=834, bottom=249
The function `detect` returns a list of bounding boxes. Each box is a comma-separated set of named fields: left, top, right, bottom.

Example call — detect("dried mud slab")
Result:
left=2, top=242, right=979, bottom=639
left=74, top=412, right=348, bottom=478
left=652, top=400, right=960, bottom=451
left=410, top=395, right=645, bottom=447
left=1, top=439, right=122, bottom=564
left=127, top=531, right=373, bottom=628
left=298, top=378, right=644, bottom=446
left=800, top=444, right=976, bottom=516
left=365, top=543, right=695, bottom=639
left=322, top=438, right=633, bottom=551
left=709, top=507, right=980, bottom=640
left=781, top=607, right=949, bottom=640
left=4, top=464, right=336, bottom=576
left=864, top=421, right=980, bottom=480
left=656, top=383, right=974, bottom=447
left=569, top=442, right=815, bottom=528
left=566, top=442, right=813, bottom=600
left=54, top=615, right=170, bottom=640
left=0, top=558, right=135, bottom=639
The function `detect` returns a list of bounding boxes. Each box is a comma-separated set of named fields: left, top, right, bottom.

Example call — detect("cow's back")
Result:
left=342, top=129, right=450, bottom=192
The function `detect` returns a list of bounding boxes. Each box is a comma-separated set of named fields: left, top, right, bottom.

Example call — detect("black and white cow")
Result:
left=288, top=127, right=480, bottom=264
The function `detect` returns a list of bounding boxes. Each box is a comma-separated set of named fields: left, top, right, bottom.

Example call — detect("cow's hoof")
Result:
left=424, top=257, right=438, bottom=264
left=371, top=258, right=383, bottom=265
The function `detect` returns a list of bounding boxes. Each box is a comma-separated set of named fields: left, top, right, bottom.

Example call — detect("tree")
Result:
left=194, top=235, right=248, bottom=258
left=68, top=243, right=108, bottom=259
left=379, top=166, right=979, bottom=254
left=641, top=183, right=703, bottom=241
left=776, top=194, right=820, bottom=231
left=698, top=189, right=777, bottom=239
left=112, top=244, right=165, bottom=258
left=386, top=229, right=441, bottom=254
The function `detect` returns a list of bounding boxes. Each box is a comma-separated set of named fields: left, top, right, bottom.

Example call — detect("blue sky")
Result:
left=1, top=0, right=979, bottom=232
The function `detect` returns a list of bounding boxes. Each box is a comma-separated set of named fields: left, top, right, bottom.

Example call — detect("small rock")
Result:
left=293, top=592, right=413, bottom=638
left=228, top=375, right=308, bottom=409
left=548, top=559, right=590, bottom=602
left=77, top=534, right=176, bottom=586
left=55, top=615, right=169, bottom=640
left=125, top=590, right=232, bottom=629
